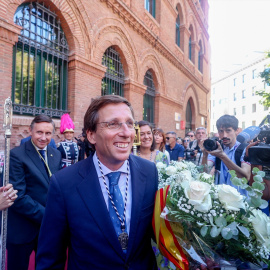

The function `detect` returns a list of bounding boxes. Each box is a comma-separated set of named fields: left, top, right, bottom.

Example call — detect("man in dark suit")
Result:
left=36, top=95, right=158, bottom=270
left=7, top=114, right=62, bottom=270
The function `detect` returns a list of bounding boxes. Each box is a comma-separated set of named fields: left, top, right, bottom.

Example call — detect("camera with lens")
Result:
left=247, top=117, right=270, bottom=179
left=185, top=149, right=196, bottom=161
left=203, top=137, right=220, bottom=151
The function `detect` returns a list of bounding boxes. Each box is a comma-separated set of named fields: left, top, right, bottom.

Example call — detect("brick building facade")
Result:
left=0, top=0, right=210, bottom=149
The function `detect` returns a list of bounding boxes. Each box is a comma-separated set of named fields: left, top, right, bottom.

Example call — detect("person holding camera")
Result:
left=187, top=127, right=207, bottom=166
left=201, top=115, right=251, bottom=196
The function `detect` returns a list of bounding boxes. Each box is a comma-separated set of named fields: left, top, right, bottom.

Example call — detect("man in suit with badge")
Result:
left=36, top=95, right=158, bottom=270
left=7, top=114, right=62, bottom=270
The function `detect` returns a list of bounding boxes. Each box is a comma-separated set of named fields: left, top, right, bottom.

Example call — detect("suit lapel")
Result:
left=25, top=140, right=50, bottom=183
left=47, top=147, right=59, bottom=174
left=76, top=158, right=125, bottom=259
left=126, top=155, right=147, bottom=257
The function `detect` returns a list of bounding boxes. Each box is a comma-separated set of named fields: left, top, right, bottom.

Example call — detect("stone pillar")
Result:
left=68, top=55, right=106, bottom=134
left=124, top=80, right=146, bottom=121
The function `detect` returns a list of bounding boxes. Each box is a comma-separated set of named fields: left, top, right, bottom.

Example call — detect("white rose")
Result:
left=156, top=162, right=166, bottom=170
left=181, top=170, right=192, bottom=181
left=199, top=172, right=213, bottom=181
left=165, top=166, right=177, bottom=176
left=250, top=209, right=270, bottom=249
left=218, top=185, right=246, bottom=211
left=183, top=181, right=212, bottom=212
left=175, top=162, right=188, bottom=170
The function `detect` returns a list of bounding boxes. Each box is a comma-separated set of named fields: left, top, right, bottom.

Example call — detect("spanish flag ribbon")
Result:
left=152, top=185, right=189, bottom=270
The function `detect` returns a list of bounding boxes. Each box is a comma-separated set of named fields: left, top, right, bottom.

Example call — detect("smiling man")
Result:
left=36, top=95, right=158, bottom=270
left=201, top=115, right=251, bottom=196
left=7, top=115, right=62, bottom=270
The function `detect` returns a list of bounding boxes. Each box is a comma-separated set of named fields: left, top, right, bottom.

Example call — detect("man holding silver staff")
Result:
left=7, top=114, right=62, bottom=270
left=36, top=95, right=158, bottom=270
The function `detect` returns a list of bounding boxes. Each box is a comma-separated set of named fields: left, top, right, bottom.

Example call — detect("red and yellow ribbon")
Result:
left=152, top=185, right=189, bottom=270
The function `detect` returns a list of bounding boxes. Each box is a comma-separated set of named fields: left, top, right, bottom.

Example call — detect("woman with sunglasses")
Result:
left=136, top=121, right=169, bottom=165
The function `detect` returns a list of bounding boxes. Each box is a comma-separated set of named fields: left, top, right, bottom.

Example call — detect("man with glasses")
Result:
left=36, top=95, right=158, bottom=270
left=188, top=127, right=207, bottom=166
left=165, top=131, right=185, bottom=161
left=186, top=131, right=195, bottom=142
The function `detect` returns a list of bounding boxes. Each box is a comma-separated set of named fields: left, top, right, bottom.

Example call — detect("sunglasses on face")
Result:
left=188, top=135, right=194, bottom=137
left=183, top=140, right=190, bottom=142
left=166, top=137, right=173, bottom=140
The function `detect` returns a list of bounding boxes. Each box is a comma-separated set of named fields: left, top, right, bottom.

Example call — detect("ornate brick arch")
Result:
left=5, top=0, right=91, bottom=58
left=175, top=0, right=188, bottom=25
left=197, top=33, right=208, bottom=59
left=187, top=15, right=198, bottom=41
left=92, top=18, right=138, bottom=81
left=139, top=49, right=166, bottom=95
left=181, top=83, right=199, bottom=129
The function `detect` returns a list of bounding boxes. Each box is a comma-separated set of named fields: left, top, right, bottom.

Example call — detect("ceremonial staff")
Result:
left=1, top=98, right=12, bottom=270
left=132, top=122, right=141, bottom=155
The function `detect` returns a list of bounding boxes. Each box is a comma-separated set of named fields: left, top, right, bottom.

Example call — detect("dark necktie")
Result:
left=107, top=172, right=127, bottom=245
left=38, top=150, right=48, bottom=174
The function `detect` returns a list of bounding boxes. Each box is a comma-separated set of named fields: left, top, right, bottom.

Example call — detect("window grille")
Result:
left=13, top=2, right=69, bottom=118
left=101, top=47, right=125, bottom=96
left=145, top=0, right=156, bottom=18
left=189, top=37, right=192, bottom=60
left=175, top=12, right=180, bottom=47
left=143, top=70, right=155, bottom=124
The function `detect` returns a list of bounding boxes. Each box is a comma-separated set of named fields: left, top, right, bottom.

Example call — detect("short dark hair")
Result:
left=216, top=115, right=238, bottom=131
left=30, top=114, right=55, bottom=133
left=166, top=131, right=176, bottom=137
left=138, top=120, right=156, bottom=152
left=84, top=95, right=134, bottom=133
left=186, top=131, right=195, bottom=137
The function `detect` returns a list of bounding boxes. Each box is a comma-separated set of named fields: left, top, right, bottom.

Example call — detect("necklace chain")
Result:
left=138, top=150, right=153, bottom=161
left=97, top=156, right=129, bottom=231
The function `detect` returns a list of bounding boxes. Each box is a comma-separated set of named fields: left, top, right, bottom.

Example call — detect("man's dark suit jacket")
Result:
left=7, top=139, right=62, bottom=245
left=36, top=154, right=158, bottom=270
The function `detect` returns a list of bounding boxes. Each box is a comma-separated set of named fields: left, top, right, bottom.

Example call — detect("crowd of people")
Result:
left=2, top=94, right=269, bottom=269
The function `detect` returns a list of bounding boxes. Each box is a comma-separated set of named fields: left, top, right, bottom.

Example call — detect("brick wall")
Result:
left=0, top=0, right=210, bottom=150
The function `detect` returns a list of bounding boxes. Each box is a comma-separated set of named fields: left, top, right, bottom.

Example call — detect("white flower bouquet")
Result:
left=153, top=161, right=270, bottom=269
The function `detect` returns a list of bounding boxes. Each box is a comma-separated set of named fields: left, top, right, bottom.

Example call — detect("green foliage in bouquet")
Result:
left=158, top=162, right=270, bottom=268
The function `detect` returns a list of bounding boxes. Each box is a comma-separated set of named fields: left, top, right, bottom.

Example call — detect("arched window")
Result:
left=101, top=47, right=125, bottom=96
left=13, top=2, right=69, bottom=117
left=143, top=70, right=155, bottom=124
left=188, top=25, right=194, bottom=63
left=185, top=99, right=192, bottom=134
left=189, top=36, right=192, bottom=60
left=145, top=0, right=156, bottom=18
left=175, top=8, right=180, bottom=47
left=198, top=41, right=203, bottom=73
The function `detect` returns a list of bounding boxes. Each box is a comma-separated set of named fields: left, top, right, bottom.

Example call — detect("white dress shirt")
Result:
left=93, top=152, right=132, bottom=234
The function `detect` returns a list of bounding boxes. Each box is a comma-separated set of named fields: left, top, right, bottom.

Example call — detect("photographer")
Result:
left=201, top=115, right=251, bottom=196
left=188, top=127, right=207, bottom=166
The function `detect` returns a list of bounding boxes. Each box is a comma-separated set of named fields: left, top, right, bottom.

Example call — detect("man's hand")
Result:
left=0, top=184, right=18, bottom=211
left=206, top=141, right=225, bottom=159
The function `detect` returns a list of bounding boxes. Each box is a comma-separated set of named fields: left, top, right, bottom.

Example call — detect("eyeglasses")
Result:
left=183, top=140, right=190, bottom=142
left=97, top=120, right=134, bottom=130
left=166, top=137, right=173, bottom=140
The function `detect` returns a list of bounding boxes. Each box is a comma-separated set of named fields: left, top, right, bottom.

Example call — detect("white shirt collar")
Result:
left=93, top=152, right=129, bottom=177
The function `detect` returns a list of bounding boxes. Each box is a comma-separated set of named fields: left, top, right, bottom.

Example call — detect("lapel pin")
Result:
left=50, top=154, right=53, bottom=157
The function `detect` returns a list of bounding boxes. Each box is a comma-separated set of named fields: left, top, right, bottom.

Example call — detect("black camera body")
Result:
left=203, top=137, right=219, bottom=151
left=185, top=149, right=196, bottom=161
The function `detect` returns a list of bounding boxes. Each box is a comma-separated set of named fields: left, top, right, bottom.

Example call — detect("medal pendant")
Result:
left=118, top=232, right=128, bottom=250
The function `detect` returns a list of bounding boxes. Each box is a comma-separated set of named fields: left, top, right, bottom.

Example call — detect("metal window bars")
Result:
left=101, top=47, right=125, bottom=96
left=13, top=2, right=69, bottom=118
left=143, top=70, right=155, bottom=124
